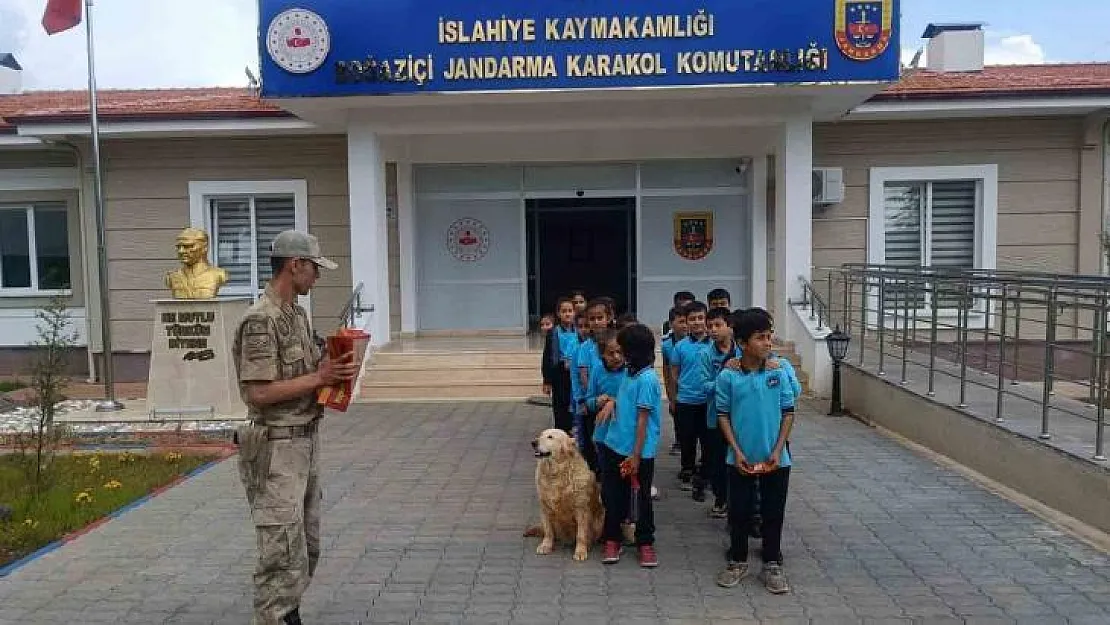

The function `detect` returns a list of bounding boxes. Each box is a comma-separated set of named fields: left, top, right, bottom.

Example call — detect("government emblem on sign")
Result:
left=266, top=8, right=331, bottom=74
left=834, top=0, right=893, bottom=61
left=447, top=218, right=490, bottom=262
left=673, top=212, right=714, bottom=261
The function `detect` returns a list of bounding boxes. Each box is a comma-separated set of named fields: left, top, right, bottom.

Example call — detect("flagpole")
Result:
left=85, top=0, right=121, bottom=412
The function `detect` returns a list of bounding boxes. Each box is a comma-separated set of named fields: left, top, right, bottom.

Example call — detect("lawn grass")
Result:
left=0, top=450, right=218, bottom=568
left=0, top=379, right=26, bottom=393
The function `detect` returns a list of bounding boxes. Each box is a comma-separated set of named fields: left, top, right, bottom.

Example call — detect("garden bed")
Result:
left=0, top=450, right=224, bottom=569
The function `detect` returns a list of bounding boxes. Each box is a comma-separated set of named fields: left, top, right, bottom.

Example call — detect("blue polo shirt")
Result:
left=700, top=341, right=743, bottom=429
left=599, top=366, right=663, bottom=459
left=586, top=362, right=627, bottom=446
left=660, top=334, right=675, bottom=367
left=777, top=354, right=803, bottom=398
left=670, top=334, right=712, bottom=404
left=575, top=338, right=600, bottom=402
left=732, top=348, right=804, bottom=400
left=555, top=325, right=578, bottom=365
left=715, top=365, right=795, bottom=468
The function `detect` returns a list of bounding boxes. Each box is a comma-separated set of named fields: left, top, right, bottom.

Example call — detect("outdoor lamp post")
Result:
left=826, top=326, right=851, bottom=416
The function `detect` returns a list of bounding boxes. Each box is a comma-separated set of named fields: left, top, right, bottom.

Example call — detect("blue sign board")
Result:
left=258, top=0, right=900, bottom=98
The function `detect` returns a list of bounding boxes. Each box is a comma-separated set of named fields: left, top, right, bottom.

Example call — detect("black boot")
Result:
left=283, top=607, right=303, bottom=625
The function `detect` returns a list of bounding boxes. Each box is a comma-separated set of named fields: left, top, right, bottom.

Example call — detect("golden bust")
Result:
left=165, top=227, right=229, bottom=299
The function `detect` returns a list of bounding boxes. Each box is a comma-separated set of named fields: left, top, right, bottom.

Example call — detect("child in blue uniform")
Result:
left=540, top=297, right=579, bottom=434
left=668, top=301, right=711, bottom=491
left=660, top=305, right=689, bottom=456
left=596, top=323, right=662, bottom=568
left=585, top=328, right=625, bottom=479
left=574, top=300, right=615, bottom=472
left=715, top=310, right=796, bottom=594
left=698, top=306, right=741, bottom=516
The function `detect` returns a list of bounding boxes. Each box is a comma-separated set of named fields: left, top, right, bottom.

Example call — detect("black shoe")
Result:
left=283, top=607, right=303, bottom=625
left=692, top=485, right=706, bottom=502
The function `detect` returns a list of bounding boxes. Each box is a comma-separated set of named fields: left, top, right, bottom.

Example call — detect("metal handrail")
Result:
left=824, top=264, right=1109, bottom=462
left=795, top=275, right=834, bottom=331
left=338, top=282, right=366, bottom=329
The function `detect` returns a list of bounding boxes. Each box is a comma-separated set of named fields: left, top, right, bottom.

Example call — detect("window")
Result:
left=188, top=180, right=308, bottom=301
left=208, top=195, right=296, bottom=295
left=0, top=203, right=71, bottom=294
left=868, top=165, right=998, bottom=320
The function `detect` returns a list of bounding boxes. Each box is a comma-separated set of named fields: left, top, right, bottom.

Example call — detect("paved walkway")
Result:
left=2, top=402, right=1109, bottom=625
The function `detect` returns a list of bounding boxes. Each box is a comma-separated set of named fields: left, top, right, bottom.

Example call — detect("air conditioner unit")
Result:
left=812, top=167, right=845, bottom=205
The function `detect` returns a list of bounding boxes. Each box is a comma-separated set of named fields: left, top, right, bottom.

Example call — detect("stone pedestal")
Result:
left=146, top=297, right=252, bottom=419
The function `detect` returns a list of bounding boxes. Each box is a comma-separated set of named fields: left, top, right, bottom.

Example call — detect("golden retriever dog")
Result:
left=529, top=428, right=604, bottom=561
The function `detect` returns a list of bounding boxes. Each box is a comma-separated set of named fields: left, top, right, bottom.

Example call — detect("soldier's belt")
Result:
left=265, top=420, right=319, bottom=440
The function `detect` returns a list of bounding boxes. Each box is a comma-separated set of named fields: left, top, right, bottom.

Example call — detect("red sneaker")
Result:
left=602, top=540, right=622, bottom=564
left=638, top=544, right=658, bottom=568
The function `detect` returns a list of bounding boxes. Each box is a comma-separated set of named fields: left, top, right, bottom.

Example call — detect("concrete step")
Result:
left=364, top=364, right=541, bottom=385
left=369, top=351, right=541, bottom=368
left=357, top=379, right=540, bottom=401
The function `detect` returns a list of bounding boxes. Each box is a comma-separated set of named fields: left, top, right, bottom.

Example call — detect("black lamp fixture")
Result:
left=826, top=325, right=851, bottom=416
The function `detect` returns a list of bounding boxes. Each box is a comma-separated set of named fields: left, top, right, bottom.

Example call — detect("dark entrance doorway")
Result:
left=526, top=197, right=636, bottom=328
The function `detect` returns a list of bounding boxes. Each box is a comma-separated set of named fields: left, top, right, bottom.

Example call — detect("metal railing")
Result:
left=338, top=282, right=370, bottom=329
left=819, top=264, right=1109, bottom=462
left=795, top=275, right=834, bottom=332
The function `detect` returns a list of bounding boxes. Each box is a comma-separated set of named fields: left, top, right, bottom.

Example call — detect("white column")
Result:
left=347, top=125, right=391, bottom=346
left=773, top=116, right=813, bottom=340
left=396, top=162, right=418, bottom=334
left=749, top=155, right=768, bottom=310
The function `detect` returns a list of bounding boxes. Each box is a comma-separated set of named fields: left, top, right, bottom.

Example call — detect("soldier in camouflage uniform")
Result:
left=232, top=230, right=359, bottom=625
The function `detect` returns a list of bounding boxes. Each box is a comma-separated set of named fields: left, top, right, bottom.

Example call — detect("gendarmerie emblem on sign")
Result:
left=266, top=8, right=331, bottom=74
left=674, top=212, right=714, bottom=261
left=834, top=0, right=893, bottom=61
left=447, top=217, right=490, bottom=262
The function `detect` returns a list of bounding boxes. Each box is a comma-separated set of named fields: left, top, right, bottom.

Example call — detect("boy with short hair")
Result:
left=661, top=290, right=696, bottom=336
left=707, top=288, right=732, bottom=312
left=715, top=310, right=795, bottom=594
left=668, top=301, right=711, bottom=491
left=698, top=306, right=740, bottom=515
left=661, top=306, right=689, bottom=456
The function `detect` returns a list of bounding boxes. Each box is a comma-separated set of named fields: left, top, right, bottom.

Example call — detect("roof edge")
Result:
left=869, top=87, right=1110, bottom=102
left=6, top=108, right=296, bottom=125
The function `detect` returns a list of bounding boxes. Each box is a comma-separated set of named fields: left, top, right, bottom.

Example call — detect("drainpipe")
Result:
left=1102, top=115, right=1110, bottom=275
left=40, top=138, right=98, bottom=383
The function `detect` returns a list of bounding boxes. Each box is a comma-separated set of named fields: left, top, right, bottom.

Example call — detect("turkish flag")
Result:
left=42, top=0, right=83, bottom=35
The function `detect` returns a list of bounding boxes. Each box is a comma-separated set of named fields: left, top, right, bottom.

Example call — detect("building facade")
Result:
left=0, top=2, right=1108, bottom=386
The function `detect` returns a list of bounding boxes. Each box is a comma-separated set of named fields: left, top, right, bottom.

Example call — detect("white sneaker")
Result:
left=650, top=485, right=660, bottom=500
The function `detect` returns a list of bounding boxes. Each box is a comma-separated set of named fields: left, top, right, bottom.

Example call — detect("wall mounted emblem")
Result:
left=266, top=8, right=331, bottom=74
left=834, top=0, right=893, bottom=61
left=447, top=217, right=490, bottom=262
left=673, top=211, right=714, bottom=261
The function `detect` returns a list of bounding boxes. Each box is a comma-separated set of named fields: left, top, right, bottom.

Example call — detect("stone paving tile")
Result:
left=2, top=401, right=1110, bottom=625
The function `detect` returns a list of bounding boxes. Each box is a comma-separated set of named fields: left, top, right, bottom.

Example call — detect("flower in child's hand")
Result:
left=620, top=456, right=639, bottom=478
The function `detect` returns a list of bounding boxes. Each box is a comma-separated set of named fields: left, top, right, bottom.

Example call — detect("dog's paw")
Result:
left=573, top=546, right=588, bottom=561
left=535, top=541, right=553, bottom=555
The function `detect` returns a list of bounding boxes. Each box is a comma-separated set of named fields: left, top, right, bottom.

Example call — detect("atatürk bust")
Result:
left=165, top=227, right=228, bottom=299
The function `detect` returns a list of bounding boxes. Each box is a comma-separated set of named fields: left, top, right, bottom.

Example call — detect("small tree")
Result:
left=17, top=296, right=78, bottom=493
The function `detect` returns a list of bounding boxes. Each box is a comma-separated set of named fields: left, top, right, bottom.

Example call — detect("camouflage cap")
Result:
left=270, top=230, right=338, bottom=270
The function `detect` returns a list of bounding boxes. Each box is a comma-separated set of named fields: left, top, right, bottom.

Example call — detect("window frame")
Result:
left=866, top=165, right=998, bottom=328
left=188, top=180, right=311, bottom=314
left=0, top=203, right=73, bottom=297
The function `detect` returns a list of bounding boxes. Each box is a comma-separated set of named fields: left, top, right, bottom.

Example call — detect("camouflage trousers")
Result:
left=238, top=430, right=322, bottom=625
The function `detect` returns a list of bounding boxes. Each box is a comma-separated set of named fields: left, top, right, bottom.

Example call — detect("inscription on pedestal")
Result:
left=160, top=311, right=216, bottom=359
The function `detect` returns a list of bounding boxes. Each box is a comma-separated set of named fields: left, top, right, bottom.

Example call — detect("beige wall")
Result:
left=100, top=135, right=351, bottom=351
left=780, top=116, right=1089, bottom=339
left=812, top=116, right=1083, bottom=278
left=0, top=149, right=84, bottom=312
